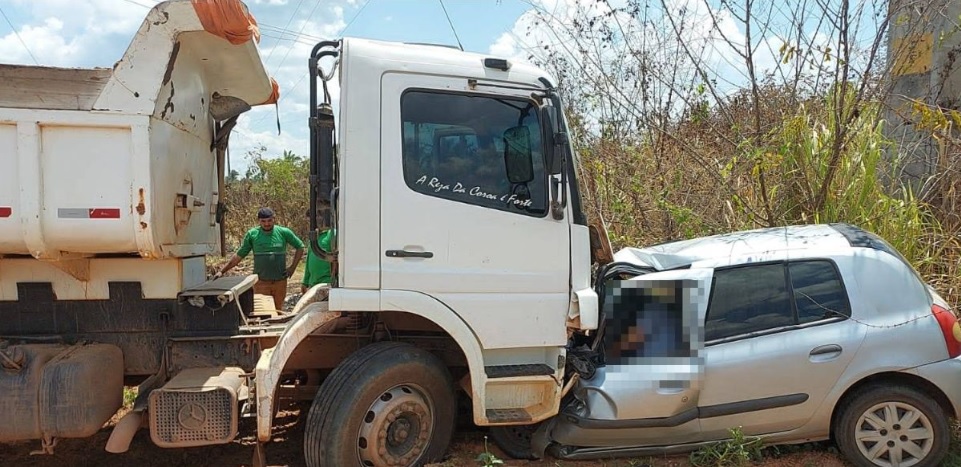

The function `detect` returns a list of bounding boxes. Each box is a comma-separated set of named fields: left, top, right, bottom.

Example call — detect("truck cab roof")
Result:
left=341, top=36, right=554, bottom=88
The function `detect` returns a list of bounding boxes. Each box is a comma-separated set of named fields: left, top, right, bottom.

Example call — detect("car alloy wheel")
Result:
left=853, top=401, right=935, bottom=467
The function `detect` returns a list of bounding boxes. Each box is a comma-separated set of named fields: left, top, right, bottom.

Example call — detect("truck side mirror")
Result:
left=502, top=126, right=535, bottom=184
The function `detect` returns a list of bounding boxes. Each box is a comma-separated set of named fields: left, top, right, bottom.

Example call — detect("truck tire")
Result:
left=490, top=423, right=539, bottom=459
left=303, top=341, right=456, bottom=467
left=834, top=384, right=948, bottom=467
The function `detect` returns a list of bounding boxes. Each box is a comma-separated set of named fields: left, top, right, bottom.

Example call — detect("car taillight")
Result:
left=931, top=304, right=961, bottom=358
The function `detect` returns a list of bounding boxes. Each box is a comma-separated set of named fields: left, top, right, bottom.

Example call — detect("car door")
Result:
left=698, top=260, right=867, bottom=440
left=379, top=73, right=571, bottom=349
left=552, top=268, right=712, bottom=447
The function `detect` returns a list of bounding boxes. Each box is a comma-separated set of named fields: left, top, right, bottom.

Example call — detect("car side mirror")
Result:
left=502, top=126, right=535, bottom=184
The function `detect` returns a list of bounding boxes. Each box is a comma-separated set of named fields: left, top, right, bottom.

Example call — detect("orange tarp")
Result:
left=262, top=77, right=280, bottom=105
left=191, top=0, right=261, bottom=45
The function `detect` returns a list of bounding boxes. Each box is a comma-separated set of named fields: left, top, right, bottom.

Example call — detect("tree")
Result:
left=223, top=147, right=310, bottom=249
left=514, top=0, right=961, bottom=302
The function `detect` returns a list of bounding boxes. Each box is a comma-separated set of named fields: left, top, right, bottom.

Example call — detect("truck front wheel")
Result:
left=303, top=341, right=456, bottom=467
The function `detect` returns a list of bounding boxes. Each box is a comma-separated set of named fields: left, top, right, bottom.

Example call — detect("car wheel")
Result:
left=835, top=384, right=949, bottom=467
left=303, top=341, right=456, bottom=467
left=490, top=423, right=540, bottom=459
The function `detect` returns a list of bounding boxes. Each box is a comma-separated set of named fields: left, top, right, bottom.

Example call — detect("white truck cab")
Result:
left=254, top=37, right=603, bottom=465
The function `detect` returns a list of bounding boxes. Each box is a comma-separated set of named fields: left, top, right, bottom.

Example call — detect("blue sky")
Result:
left=0, top=0, right=537, bottom=170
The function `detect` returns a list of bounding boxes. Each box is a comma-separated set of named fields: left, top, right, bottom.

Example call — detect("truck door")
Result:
left=379, top=73, right=571, bottom=349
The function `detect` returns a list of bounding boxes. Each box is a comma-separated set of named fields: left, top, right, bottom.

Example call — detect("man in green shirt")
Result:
left=216, top=207, right=305, bottom=310
left=302, top=228, right=335, bottom=293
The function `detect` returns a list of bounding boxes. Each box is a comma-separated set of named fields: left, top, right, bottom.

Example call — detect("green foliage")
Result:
left=575, top=79, right=961, bottom=304
left=945, top=420, right=961, bottom=467
left=223, top=147, right=310, bottom=251
left=123, top=387, right=138, bottom=409
left=527, top=0, right=961, bottom=305
left=475, top=436, right=503, bottom=466
left=689, top=427, right=764, bottom=467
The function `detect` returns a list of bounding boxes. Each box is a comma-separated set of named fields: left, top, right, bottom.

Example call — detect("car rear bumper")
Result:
left=912, top=356, right=961, bottom=418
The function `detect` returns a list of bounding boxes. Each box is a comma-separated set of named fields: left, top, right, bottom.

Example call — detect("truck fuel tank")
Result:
left=0, top=342, right=123, bottom=443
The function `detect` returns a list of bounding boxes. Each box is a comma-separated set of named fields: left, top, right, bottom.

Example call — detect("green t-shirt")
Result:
left=303, top=229, right=334, bottom=288
left=236, top=226, right=305, bottom=281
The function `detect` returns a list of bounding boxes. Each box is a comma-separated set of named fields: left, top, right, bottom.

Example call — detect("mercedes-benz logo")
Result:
left=177, top=402, right=208, bottom=430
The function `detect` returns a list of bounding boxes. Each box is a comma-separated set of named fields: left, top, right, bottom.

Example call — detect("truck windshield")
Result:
left=400, top=91, right=548, bottom=217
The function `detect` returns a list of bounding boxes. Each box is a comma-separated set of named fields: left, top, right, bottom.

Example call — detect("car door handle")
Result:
left=385, top=250, right=434, bottom=259
left=809, top=344, right=842, bottom=362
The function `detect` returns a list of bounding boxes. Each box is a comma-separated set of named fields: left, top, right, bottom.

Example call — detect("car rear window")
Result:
left=830, top=223, right=922, bottom=280
left=790, top=261, right=851, bottom=323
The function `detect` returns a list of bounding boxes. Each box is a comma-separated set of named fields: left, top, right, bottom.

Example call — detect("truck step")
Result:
left=484, top=364, right=554, bottom=379
left=486, top=408, right=533, bottom=424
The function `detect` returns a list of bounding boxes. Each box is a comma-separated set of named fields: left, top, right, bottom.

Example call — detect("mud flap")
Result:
left=106, top=352, right=169, bottom=454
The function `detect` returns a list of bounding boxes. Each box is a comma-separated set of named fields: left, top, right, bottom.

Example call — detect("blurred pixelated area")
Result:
left=602, top=279, right=708, bottom=365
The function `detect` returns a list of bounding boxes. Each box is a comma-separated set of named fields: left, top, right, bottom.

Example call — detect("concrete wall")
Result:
left=885, top=0, right=961, bottom=190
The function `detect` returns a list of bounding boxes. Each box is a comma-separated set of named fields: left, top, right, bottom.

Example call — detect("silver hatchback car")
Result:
left=510, top=223, right=961, bottom=467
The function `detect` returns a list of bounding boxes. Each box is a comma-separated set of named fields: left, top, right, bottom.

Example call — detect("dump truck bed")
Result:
left=0, top=0, right=274, bottom=260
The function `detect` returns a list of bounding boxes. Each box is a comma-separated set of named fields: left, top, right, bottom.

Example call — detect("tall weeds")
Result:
left=577, top=85, right=961, bottom=305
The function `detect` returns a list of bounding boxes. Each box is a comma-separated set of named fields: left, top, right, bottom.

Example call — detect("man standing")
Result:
left=216, top=207, right=305, bottom=310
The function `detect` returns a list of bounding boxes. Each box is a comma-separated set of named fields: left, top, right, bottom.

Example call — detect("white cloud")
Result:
left=229, top=4, right=350, bottom=169
left=0, top=17, right=81, bottom=65
left=231, top=111, right=307, bottom=165
left=0, top=0, right=156, bottom=67
left=488, top=32, right=516, bottom=58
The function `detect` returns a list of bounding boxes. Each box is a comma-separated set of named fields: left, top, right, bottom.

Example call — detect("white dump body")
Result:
left=0, top=0, right=274, bottom=260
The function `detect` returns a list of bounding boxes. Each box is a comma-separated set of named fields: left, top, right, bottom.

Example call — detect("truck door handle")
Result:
left=385, top=250, right=433, bottom=259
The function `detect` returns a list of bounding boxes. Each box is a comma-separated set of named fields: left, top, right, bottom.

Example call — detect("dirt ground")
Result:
left=0, top=400, right=849, bottom=467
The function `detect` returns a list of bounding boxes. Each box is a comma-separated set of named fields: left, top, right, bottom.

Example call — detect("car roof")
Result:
left=614, top=224, right=853, bottom=271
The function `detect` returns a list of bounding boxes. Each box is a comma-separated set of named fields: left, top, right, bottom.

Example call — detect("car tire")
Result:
left=835, top=384, right=949, bottom=467
left=303, top=341, right=456, bottom=467
left=490, top=423, right=540, bottom=459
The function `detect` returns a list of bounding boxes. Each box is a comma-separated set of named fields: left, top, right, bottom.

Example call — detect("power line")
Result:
left=260, top=32, right=314, bottom=47
left=262, top=0, right=306, bottom=66
left=118, top=0, right=157, bottom=9
left=438, top=0, right=464, bottom=51
left=340, top=0, right=371, bottom=37
left=0, top=5, right=40, bottom=65
left=261, top=25, right=323, bottom=43
left=115, top=0, right=316, bottom=46
left=269, top=0, right=320, bottom=78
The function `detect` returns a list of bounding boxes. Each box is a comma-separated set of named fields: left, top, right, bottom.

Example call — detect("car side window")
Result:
left=706, top=260, right=851, bottom=342
left=400, top=91, right=548, bottom=216
left=790, top=260, right=850, bottom=323
left=705, top=264, right=793, bottom=341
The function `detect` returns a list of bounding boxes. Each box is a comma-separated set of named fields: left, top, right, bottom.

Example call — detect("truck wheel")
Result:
left=835, top=384, right=948, bottom=467
left=303, top=341, right=455, bottom=467
left=490, top=423, right=539, bottom=459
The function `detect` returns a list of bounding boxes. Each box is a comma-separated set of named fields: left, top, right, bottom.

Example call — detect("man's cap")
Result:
left=257, top=207, right=275, bottom=219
